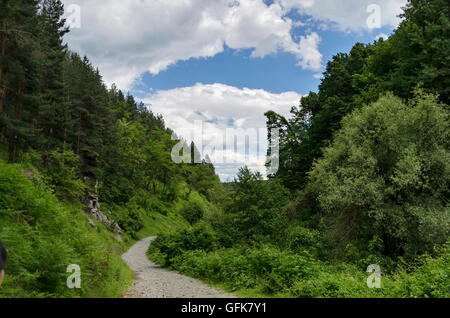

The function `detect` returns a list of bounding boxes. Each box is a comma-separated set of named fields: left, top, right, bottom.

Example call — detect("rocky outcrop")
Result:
left=83, top=190, right=123, bottom=236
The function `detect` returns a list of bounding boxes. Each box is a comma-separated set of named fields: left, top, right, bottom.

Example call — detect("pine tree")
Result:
left=36, top=0, right=69, bottom=157
left=0, top=0, right=41, bottom=162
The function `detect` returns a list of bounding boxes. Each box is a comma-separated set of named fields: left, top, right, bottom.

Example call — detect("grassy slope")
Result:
left=136, top=188, right=214, bottom=240
left=0, top=155, right=133, bottom=298
left=137, top=212, right=189, bottom=239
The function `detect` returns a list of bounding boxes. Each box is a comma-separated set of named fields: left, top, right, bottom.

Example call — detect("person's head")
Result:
left=0, top=242, right=7, bottom=286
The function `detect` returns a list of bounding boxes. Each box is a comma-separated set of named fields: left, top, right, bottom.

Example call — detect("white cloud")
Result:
left=375, top=32, right=389, bottom=40
left=141, top=83, right=301, bottom=181
left=278, top=0, right=407, bottom=31
left=62, top=0, right=323, bottom=90
left=297, top=32, right=322, bottom=70
left=313, top=73, right=322, bottom=79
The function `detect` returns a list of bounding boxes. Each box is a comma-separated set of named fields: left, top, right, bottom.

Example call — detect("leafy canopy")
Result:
left=309, top=92, right=450, bottom=257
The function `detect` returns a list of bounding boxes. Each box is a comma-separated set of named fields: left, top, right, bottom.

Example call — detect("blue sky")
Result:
left=62, top=0, right=405, bottom=180
left=132, top=26, right=395, bottom=97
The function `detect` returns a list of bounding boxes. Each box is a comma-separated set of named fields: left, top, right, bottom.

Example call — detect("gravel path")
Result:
left=122, top=236, right=235, bottom=298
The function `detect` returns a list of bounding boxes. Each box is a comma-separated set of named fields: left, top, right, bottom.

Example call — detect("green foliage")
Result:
left=0, top=0, right=42, bottom=163
left=21, top=149, right=88, bottom=201
left=144, top=195, right=171, bottom=216
left=150, top=236, right=450, bottom=298
left=104, top=119, right=177, bottom=202
left=108, top=203, right=144, bottom=238
left=285, top=226, right=320, bottom=253
left=149, top=224, right=218, bottom=267
left=167, top=246, right=318, bottom=294
left=41, top=150, right=87, bottom=200
left=212, top=167, right=290, bottom=246
left=378, top=0, right=450, bottom=104
left=179, top=198, right=205, bottom=225
left=180, top=161, right=222, bottom=201
left=0, top=161, right=132, bottom=297
left=265, top=43, right=377, bottom=190
left=385, top=242, right=450, bottom=298
left=266, top=0, right=450, bottom=192
left=309, top=93, right=450, bottom=258
left=136, top=211, right=190, bottom=239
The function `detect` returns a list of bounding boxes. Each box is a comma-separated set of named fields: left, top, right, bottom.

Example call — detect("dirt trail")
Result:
left=122, top=236, right=235, bottom=298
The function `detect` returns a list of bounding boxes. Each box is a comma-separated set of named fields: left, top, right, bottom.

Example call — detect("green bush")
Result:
left=172, top=249, right=257, bottom=290
left=285, top=226, right=320, bottom=253
left=149, top=214, right=450, bottom=298
left=180, top=199, right=205, bottom=225
left=309, top=93, right=450, bottom=258
left=22, top=149, right=87, bottom=200
left=386, top=242, right=450, bottom=298
left=0, top=161, right=132, bottom=297
left=150, top=238, right=320, bottom=294
left=149, top=223, right=218, bottom=266
left=108, top=203, right=143, bottom=238
left=147, top=197, right=170, bottom=216
left=288, top=264, right=373, bottom=298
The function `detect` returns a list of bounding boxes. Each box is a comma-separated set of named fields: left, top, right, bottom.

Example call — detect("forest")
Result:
left=0, top=0, right=449, bottom=298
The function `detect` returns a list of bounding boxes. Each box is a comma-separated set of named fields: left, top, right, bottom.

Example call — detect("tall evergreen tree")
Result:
left=36, top=0, right=69, bottom=156
left=0, top=0, right=41, bottom=162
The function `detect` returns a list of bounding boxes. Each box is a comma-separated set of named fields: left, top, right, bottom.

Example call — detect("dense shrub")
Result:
left=0, top=162, right=132, bottom=297
left=149, top=223, right=218, bottom=266
left=309, top=93, right=450, bottom=258
left=151, top=237, right=450, bottom=298
left=288, top=263, right=380, bottom=298
left=386, top=242, right=450, bottom=298
left=22, top=149, right=87, bottom=200
left=108, top=203, right=144, bottom=238
left=285, top=226, right=320, bottom=253
left=180, top=199, right=205, bottom=225
left=161, top=246, right=319, bottom=294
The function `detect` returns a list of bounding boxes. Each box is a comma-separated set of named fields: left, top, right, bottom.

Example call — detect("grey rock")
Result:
left=83, top=190, right=123, bottom=236
left=87, top=218, right=96, bottom=228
